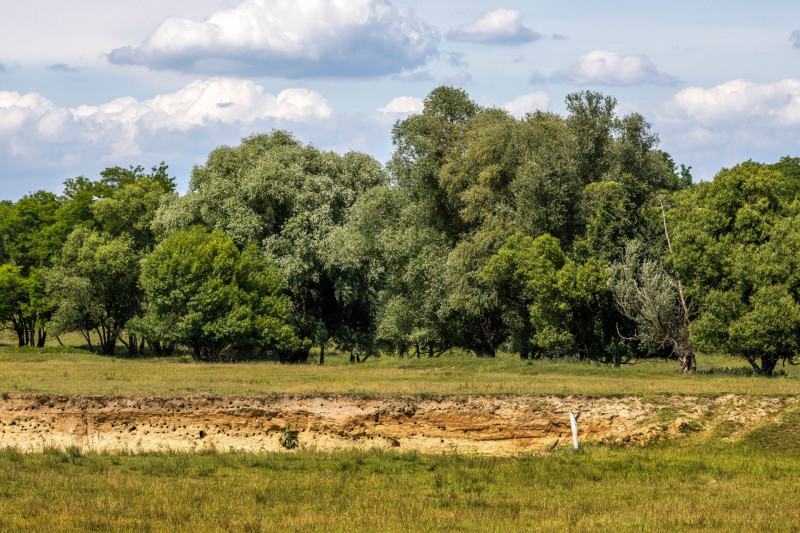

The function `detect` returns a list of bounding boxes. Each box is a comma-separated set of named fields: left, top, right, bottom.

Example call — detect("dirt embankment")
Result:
left=0, top=394, right=794, bottom=455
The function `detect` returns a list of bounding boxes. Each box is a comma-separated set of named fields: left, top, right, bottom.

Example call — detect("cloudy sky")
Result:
left=2, top=0, right=799, bottom=199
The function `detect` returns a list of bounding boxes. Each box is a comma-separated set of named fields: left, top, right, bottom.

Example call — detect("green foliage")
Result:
left=46, top=228, right=140, bottom=354
left=136, top=226, right=302, bottom=361
left=154, top=131, right=385, bottom=361
left=8, top=85, right=800, bottom=369
left=0, top=265, right=51, bottom=346
left=93, top=176, right=175, bottom=251
left=483, top=234, right=609, bottom=358
left=672, top=162, right=800, bottom=375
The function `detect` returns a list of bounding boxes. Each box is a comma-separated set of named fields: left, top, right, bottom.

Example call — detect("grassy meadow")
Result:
left=2, top=331, right=800, bottom=531
left=1, top=435, right=800, bottom=532
left=1, top=331, right=800, bottom=397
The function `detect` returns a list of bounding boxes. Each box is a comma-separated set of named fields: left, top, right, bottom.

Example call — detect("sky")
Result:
left=1, top=0, right=800, bottom=200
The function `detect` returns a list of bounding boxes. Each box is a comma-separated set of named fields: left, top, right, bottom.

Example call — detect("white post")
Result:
left=569, top=412, right=579, bottom=450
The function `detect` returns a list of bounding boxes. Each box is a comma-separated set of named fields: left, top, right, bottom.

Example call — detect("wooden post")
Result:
left=569, top=413, right=579, bottom=450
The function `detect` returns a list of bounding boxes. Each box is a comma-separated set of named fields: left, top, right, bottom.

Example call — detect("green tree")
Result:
left=154, top=131, right=385, bottom=362
left=46, top=228, right=140, bottom=354
left=334, top=187, right=455, bottom=359
left=0, top=265, right=51, bottom=347
left=483, top=233, right=609, bottom=360
left=689, top=209, right=800, bottom=375
left=93, top=176, right=175, bottom=252
left=136, top=227, right=302, bottom=361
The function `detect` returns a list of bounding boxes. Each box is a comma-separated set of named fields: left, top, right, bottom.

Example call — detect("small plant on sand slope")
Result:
left=279, top=423, right=299, bottom=450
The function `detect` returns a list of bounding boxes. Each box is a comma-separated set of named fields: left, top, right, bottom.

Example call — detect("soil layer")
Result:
left=0, top=394, right=794, bottom=455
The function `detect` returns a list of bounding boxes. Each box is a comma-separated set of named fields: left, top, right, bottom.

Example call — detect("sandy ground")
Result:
left=0, top=394, right=794, bottom=455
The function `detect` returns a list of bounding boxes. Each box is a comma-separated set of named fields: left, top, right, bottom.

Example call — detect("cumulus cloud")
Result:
left=651, top=79, right=800, bottom=182
left=108, top=0, right=438, bottom=78
left=664, top=79, right=800, bottom=126
left=377, top=96, right=424, bottom=115
left=791, top=30, right=800, bottom=49
left=502, top=92, right=549, bottom=117
left=448, top=9, right=540, bottom=45
left=551, top=50, right=679, bottom=86
left=0, top=78, right=331, bottom=163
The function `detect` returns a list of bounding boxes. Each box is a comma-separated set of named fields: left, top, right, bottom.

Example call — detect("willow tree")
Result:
left=154, top=131, right=386, bottom=362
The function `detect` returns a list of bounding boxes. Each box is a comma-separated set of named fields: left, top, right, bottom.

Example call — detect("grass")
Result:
left=0, top=339, right=799, bottom=396
left=2, top=332, right=800, bottom=531
left=0, top=438, right=798, bottom=532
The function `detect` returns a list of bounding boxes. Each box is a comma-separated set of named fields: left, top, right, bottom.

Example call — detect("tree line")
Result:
left=1, top=87, right=799, bottom=375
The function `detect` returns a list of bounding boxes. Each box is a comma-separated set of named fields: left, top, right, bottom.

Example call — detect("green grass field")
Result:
left=1, top=437, right=799, bottom=532
left=0, top=342, right=798, bottom=397
left=2, top=332, right=800, bottom=531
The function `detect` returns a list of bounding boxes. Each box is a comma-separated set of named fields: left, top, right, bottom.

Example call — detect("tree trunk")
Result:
left=674, top=341, right=696, bottom=374
left=319, top=343, right=325, bottom=365
left=100, top=328, right=118, bottom=356
left=755, top=356, right=779, bottom=377
left=126, top=334, right=139, bottom=356
left=82, top=330, right=94, bottom=353
left=36, top=329, right=46, bottom=348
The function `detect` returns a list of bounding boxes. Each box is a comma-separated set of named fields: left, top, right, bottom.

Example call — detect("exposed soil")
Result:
left=0, top=394, right=795, bottom=455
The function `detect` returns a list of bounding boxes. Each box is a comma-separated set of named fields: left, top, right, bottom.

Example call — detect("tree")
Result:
left=135, top=227, right=302, bottom=361
left=93, top=176, right=176, bottom=252
left=389, top=86, right=480, bottom=243
left=689, top=210, right=800, bottom=375
left=0, top=265, right=50, bottom=347
left=565, top=91, right=616, bottom=186
left=154, top=131, right=385, bottom=362
left=334, top=187, right=455, bottom=359
left=46, top=228, right=140, bottom=355
left=483, top=233, right=609, bottom=360
left=668, top=161, right=787, bottom=304
left=609, top=240, right=695, bottom=373
left=664, top=160, right=800, bottom=374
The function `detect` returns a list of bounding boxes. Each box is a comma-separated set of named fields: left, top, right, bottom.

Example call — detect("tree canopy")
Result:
left=2, top=87, right=800, bottom=373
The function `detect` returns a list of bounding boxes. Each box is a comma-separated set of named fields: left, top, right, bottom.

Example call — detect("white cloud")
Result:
left=448, top=9, right=540, bottom=45
left=108, top=0, right=439, bottom=78
left=0, top=78, right=331, bottom=162
left=652, top=79, right=800, bottom=182
left=664, top=79, right=800, bottom=126
left=551, top=50, right=679, bottom=86
left=502, top=92, right=549, bottom=117
left=377, top=96, right=424, bottom=114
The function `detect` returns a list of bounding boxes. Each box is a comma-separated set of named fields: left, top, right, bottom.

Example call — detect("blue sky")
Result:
left=1, top=0, right=799, bottom=199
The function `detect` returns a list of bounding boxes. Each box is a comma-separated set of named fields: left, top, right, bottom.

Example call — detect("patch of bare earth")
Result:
left=0, top=394, right=795, bottom=455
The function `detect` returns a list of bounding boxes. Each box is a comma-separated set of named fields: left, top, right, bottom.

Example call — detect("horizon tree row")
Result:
left=2, top=86, right=799, bottom=375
